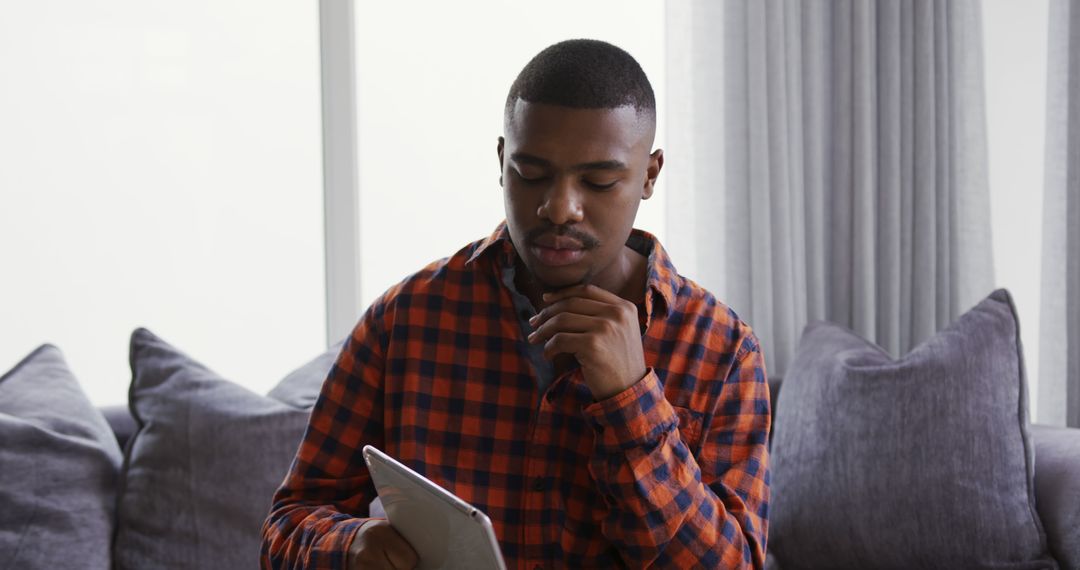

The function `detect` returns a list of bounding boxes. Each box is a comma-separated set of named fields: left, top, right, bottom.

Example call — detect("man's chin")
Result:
left=525, top=263, right=589, bottom=292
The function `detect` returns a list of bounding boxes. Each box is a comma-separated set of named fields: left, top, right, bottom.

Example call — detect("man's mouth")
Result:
left=532, top=234, right=585, bottom=250
left=529, top=234, right=587, bottom=267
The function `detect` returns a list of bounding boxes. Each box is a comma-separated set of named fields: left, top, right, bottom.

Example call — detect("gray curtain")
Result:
left=665, top=0, right=994, bottom=375
left=1039, top=0, right=1080, bottom=428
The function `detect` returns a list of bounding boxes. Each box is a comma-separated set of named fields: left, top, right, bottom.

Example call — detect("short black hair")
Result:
left=504, top=39, right=656, bottom=119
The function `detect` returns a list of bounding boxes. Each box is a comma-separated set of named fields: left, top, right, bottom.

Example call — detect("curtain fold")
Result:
left=1039, top=0, right=1080, bottom=428
left=665, top=0, right=994, bottom=375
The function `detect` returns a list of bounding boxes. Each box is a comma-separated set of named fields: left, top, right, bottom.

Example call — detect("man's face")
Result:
left=498, top=100, right=663, bottom=292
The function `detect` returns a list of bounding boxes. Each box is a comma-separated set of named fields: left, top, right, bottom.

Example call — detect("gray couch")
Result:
left=95, top=377, right=1080, bottom=567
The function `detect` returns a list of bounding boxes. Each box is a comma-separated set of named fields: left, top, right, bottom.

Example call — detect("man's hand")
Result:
left=527, top=283, right=647, bottom=400
left=347, top=519, right=419, bottom=570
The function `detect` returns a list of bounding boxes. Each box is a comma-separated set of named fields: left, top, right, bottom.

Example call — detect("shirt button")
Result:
left=532, top=477, right=546, bottom=491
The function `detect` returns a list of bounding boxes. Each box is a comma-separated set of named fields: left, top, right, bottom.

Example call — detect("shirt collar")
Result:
left=466, top=221, right=516, bottom=267
left=467, top=221, right=679, bottom=319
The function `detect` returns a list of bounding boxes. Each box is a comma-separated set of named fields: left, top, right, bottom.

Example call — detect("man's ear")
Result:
left=642, top=148, right=664, bottom=200
left=497, top=137, right=505, bottom=187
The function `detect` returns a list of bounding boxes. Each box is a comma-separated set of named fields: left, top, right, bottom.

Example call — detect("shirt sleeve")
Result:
left=583, top=333, right=771, bottom=569
left=260, top=307, right=388, bottom=570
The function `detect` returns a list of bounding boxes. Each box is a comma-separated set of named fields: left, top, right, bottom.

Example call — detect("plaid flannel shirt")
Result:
left=261, top=222, right=771, bottom=569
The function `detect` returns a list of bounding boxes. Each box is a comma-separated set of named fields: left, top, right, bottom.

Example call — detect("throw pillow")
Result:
left=0, top=345, right=122, bottom=570
left=267, top=338, right=344, bottom=408
left=112, top=328, right=339, bottom=570
left=769, top=289, right=1056, bottom=569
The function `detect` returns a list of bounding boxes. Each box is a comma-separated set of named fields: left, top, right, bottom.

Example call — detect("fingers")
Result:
left=540, top=331, right=593, bottom=360
left=530, top=296, right=623, bottom=330
left=528, top=285, right=638, bottom=361
left=527, top=312, right=599, bottom=345
left=348, top=520, right=419, bottom=570
left=382, top=527, right=419, bottom=570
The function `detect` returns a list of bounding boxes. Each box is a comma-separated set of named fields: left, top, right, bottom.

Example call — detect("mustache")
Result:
left=525, top=225, right=600, bottom=249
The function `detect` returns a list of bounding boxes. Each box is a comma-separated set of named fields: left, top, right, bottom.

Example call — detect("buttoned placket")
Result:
left=493, top=241, right=658, bottom=568
left=498, top=255, right=570, bottom=567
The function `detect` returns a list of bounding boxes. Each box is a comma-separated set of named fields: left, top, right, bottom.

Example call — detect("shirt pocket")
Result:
left=672, top=405, right=706, bottom=456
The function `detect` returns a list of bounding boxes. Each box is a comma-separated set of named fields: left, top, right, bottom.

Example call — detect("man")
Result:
left=261, top=39, right=770, bottom=569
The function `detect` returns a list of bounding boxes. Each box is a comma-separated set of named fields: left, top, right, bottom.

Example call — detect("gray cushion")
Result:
left=113, top=328, right=338, bottom=570
left=101, top=404, right=137, bottom=449
left=1031, top=424, right=1080, bottom=569
left=0, top=345, right=122, bottom=570
left=769, top=289, right=1056, bottom=569
left=267, top=338, right=344, bottom=408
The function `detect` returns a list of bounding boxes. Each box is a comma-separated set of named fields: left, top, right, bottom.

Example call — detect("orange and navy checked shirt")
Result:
left=261, top=223, right=771, bottom=569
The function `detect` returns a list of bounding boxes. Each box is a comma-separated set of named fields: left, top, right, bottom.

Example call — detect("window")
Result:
left=3, top=1, right=1048, bottom=417
left=984, top=0, right=1049, bottom=417
left=0, top=1, right=325, bottom=404
left=353, top=1, right=667, bottom=309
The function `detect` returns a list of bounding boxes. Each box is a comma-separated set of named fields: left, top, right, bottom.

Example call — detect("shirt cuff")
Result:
left=583, top=368, right=678, bottom=451
left=311, top=515, right=368, bottom=567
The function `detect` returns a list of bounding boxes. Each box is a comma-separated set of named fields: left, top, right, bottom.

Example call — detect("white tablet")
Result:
left=362, top=445, right=507, bottom=570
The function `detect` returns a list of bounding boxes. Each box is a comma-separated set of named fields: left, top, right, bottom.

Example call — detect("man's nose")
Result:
left=536, top=178, right=584, bottom=225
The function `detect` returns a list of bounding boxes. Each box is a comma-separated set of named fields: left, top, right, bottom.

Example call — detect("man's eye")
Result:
left=584, top=180, right=618, bottom=190
left=514, top=170, right=547, bottom=184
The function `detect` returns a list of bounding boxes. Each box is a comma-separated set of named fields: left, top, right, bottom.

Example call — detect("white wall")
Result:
left=0, top=1, right=326, bottom=405
left=982, top=0, right=1049, bottom=420
left=354, top=0, right=667, bottom=309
